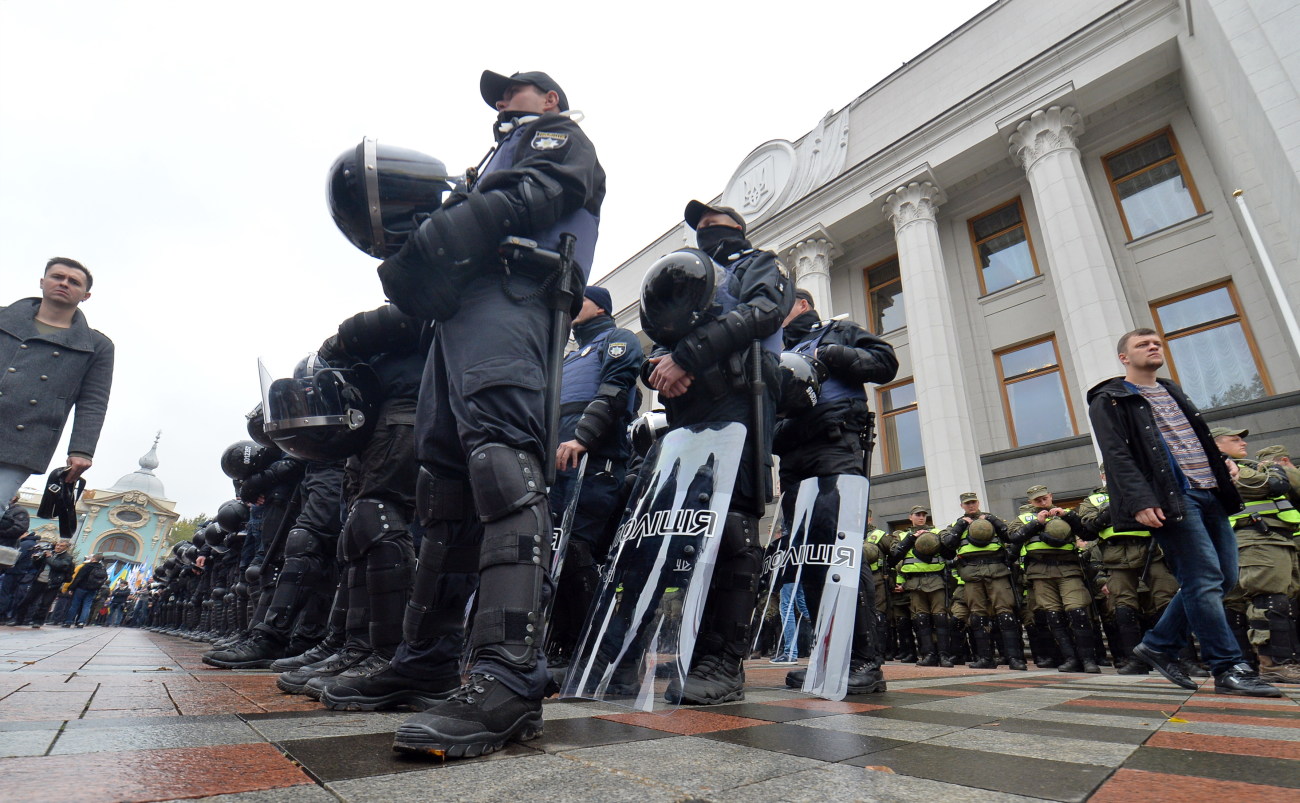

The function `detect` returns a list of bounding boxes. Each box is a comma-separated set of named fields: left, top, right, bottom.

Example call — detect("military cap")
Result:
left=1256, top=445, right=1290, bottom=461
left=1209, top=426, right=1248, bottom=438
left=684, top=200, right=746, bottom=233
left=959, top=492, right=979, bottom=503
left=1026, top=484, right=1050, bottom=500
left=909, top=504, right=929, bottom=515
left=480, top=70, right=569, bottom=111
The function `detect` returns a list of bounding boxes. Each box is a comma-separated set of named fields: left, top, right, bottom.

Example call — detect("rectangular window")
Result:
left=879, top=380, right=923, bottom=472
left=969, top=199, right=1039, bottom=295
left=863, top=256, right=905, bottom=334
left=1151, top=282, right=1270, bottom=409
left=1104, top=128, right=1204, bottom=240
left=995, top=337, right=1077, bottom=447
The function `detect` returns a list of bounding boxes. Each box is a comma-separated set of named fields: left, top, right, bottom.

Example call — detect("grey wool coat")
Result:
left=0, top=298, right=114, bottom=474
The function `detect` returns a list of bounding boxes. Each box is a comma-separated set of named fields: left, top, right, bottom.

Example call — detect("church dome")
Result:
left=109, top=434, right=167, bottom=499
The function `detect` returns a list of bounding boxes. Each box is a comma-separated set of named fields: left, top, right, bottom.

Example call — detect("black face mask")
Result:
left=695, top=226, right=750, bottom=262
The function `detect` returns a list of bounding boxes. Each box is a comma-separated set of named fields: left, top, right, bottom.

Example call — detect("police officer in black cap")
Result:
left=643, top=201, right=792, bottom=704
left=547, top=284, right=643, bottom=674
left=352, top=69, right=605, bottom=759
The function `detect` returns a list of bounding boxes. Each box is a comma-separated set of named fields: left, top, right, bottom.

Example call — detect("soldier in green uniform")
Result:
left=1008, top=485, right=1099, bottom=673
left=1078, top=465, right=1179, bottom=674
left=1216, top=429, right=1300, bottom=684
left=889, top=505, right=953, bottom=667
left=1257, top=444, right=1300, bottom=667
left=940, top=492, right=1024, bottom=670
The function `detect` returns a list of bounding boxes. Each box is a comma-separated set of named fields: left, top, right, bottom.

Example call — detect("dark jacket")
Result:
left=0, top=298, right=115, bottom=473
left=1086, top=376, right=1242, bottom=530
left=559, top=315, right=644, bottom=461
left=773, top=313, right=898, bottom=478
left=39, top=549, right=75, bottom=586
left=5, top=533, right=41, bottom=576
left=68, top=560, right=109, bottom=592
left=0, top=505, right=29, bottom=546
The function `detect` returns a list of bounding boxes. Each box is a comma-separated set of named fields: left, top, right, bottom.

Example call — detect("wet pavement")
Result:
left=1, top=626, right=1297, bottom=802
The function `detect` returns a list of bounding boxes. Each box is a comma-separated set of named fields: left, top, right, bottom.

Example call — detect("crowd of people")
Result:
left=3, top=68, right=1296, bottom=762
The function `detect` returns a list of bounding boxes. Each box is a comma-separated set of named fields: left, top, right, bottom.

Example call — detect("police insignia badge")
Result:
left=580, top=345, right=593, bottom=357
left=531, top=131, right=568, bottom=150
left=607, top=342, right=627, bottom=358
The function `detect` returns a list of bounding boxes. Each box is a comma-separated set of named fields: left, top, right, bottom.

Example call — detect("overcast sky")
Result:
left=1, top=0, right=985, bottom=519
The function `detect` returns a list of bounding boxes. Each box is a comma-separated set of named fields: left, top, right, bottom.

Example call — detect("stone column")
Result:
left=883, top=181, right=986, bottom=508
left=785, top=238, right=835, bottom=316
left=1009, top=106, right=1134, bottom=393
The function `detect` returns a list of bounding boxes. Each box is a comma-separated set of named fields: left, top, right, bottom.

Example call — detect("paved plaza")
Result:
left=0, top=627, right=1297, bottom=802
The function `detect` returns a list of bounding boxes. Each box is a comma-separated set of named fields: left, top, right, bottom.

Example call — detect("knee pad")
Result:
left=367, top=540, right=414, bottom=589
left=933, top=612, right=951, bottom=630
left=1253, top=593, right=1292, bottom=619
left=284, top=528, right=324, bottom=558
left=969, top=614, right=989, bottom=632
left=417, top=467, right=473, bottom=523
left=718, top=512, right=759, bottom=557
left=912, top=612, right=932, bottom=630
left=223, top=593, right=237, bottom=606
left=1067, top=607, right=1093, bottom=630
left=1045, top=610, right=1067, bottom=629
left=468, top=443, right=546, bottom=523
left=996, top=611, right=1019, bottom=631
left=343, top=498, right=408, bottom=561
left=1113, top=605, right=1139, bottom=627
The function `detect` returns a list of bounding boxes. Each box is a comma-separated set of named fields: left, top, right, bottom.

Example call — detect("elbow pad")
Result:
left=477, top=169, right=567, bottom=235
left=574, top=395, right=616, bottom=448
left=674, top=296, right=780, bottom=372
left=337, top=305, right=424, bottom=359
left=1264, top=468, right=1291, bottom=497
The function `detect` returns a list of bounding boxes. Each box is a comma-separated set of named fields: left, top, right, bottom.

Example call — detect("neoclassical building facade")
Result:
left=599, top=0, right=1300, bottom=528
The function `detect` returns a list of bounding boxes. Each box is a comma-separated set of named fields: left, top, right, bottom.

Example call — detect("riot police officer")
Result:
left=773, top=289, right=897, bottom=692
left=343, top=70, right=605, bottom=759
left=547, top=285, right=643, bottom=673
left=642, top=201, right=793, bottom=704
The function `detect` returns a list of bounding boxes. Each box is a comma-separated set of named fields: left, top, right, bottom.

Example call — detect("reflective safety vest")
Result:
left=1018, top=512, right=1076, bottom=557
left=865, top=528, right=887, bottom=572
left=897, top=529, right=944, bottom=577
left=1086, top=493, right=1150, bottom=539
left=1229, top=495, right=1300, bottom=530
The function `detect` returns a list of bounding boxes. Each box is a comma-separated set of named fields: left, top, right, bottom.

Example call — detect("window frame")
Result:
left=1101, top=127, right=1205, bottom=242
left=96, top=533, right=140, bottom=558
left=967, top=197, right=1042, bottom=296
left=993, top=335, right=1078, bottom=448
left=877, top=378, right=922, bottom=473
left=1149, top=280, right=1273, bottom=402
left=861, top=254, right=904, bottom=335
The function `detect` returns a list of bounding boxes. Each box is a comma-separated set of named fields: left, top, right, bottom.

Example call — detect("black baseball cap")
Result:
left=684, top=200, right=746, bottom=233
left=480, top=70, right=569, bottom=111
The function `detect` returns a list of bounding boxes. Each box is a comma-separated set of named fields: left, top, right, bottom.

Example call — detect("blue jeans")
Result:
left=66, top=588, right=97, bottom=626
left=1139, top=487, right=1242, bottom=674
left=778, top=583, right=810, bottom=659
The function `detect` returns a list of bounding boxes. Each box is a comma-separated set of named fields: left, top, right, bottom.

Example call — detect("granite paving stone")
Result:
left=700, top=720, right=908, bottom=763
left=1144, top=730, right=1300, bottom=759
left=558, top=735, right=824, bottom=793
left=857, top=742, right=1114, bottom=801
left=793, top=712, right=966, bottom=741
left=245, top=711, right=412, bottom=742
left=976, top=717, right=1153, bottom=745
left=532, top=715, right=673, bottom=753
left=279, top=730, right=541, bottom=782
left=0, top=727, right=59, bottom=757
left=1160, top=718, right=1300, bottom=741
left=1120, top=745, right=1300, bottom=788
left=926, top=728, right=1140, bottom=766
left=1090, top=768, right=1300, bottom=803
left=731, top=763, right=1049, bottom=803
left=49, top=717, right=264, bottom=754
left=326, top=753, right=687, bottom=802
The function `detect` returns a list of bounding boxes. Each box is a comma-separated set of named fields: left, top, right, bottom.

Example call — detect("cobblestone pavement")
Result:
left=1, top=627, right=1297, bottom=802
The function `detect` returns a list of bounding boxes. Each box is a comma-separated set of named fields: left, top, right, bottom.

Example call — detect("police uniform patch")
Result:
left=531, top=132, right=568, bottom=151
left=607, top=342, right=627, bottom=359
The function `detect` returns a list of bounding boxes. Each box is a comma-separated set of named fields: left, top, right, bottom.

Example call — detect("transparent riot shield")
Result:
left=561, top=422, right=747, bottom=710
left=757, top=474, right=868, bottom=700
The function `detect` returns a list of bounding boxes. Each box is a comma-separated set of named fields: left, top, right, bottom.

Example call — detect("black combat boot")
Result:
left=967, top=616, right=997, bottom=669
left=321, top=663, right=460, bottom=712
left=1068, top=608, right=1101, bottom=673
left=279, top=645, right=369, bottom=696
left=997, top=612, right=1027, bottom=671
left=393, top=672, right=543, bottom=758
left=1048, top=611, right=1082, bottom=673
left=202, top=632, right=287, bottom=669
left=914, top=613, right=938, bottom=666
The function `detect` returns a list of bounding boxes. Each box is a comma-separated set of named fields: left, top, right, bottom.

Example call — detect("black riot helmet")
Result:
left=328, top=138, right=453, bottom=258
left=191, top=528, right=207, bottom=548
left=629, top=410, right=669, bottom=458
left=220, top=440, right=281, bottom=481
left=246, top=402, right=277, bottom=449
left=215, top=499, right=250, bottom=534
left=777, top=352, right=826, bottom=414
left=259, top=353, right=380, bottom=462
left=639, top=248, right=722, bottom=347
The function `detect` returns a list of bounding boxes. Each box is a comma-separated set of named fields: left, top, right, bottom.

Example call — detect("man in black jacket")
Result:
left=63, top=553, right=108, bottom=628
left=774, top=289, right=897, bottom=692
left=645, top=201, right=793, bottom=705
left=1087, top=328, right=1278, bottom=697
left=13, top=539, right=73, bottom=627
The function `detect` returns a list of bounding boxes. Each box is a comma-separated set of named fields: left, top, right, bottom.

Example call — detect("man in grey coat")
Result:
left=0, top=258, right=114, bottom=506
